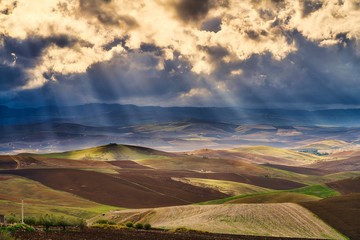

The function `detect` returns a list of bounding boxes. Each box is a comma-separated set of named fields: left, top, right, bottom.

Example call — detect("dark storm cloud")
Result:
left=175, top=0, right=211, bottom=22
left=78, top=0, right=138, bottom=28
left=7, top=50, right=197, bottom=107
left=2, top=35, right=81, bottom=60
left=301, top=0, right=323, bottom=17
left=222, top=32, right=360, bottom=107
left=103, top=36, right=130, bottom=51
left=140, top=43, right=163, bottom=56
left=173, top=0, right=228, bottom=23
left=0, top=34, right=86, bottom=91
left=0, top=64, right=26, bottom=91
left=200, top=17, right=222, bottom=32
left=3, top=31, right=360, bottom=108
left=84, top=51, right=194, bottom=101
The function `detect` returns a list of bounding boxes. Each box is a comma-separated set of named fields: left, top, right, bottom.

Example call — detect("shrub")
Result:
left=0, top=231, right=17, bottom=240
left=95, top=219, right=115, bottom=225
left=125, top=222, right=133, bottom=228
left=95, top=219, right=107, bottom=224
left=38, top=214, right=56, bottom=231
left=171, top=227, right=208, bottom=234
left=5, top=224, right=34, bottom=232
left=5, top=214, right=19, bottom=224
left=76, top=218, right=86, bottom=230
left=24, top=216, right=37, bottom=226
left=56, top=216, right=72, bottom=231
left=91, top=224, right=124, bottom=230
left=135, top=223, right=143, bottom=229
left=143, top=223, right=151, bottom=230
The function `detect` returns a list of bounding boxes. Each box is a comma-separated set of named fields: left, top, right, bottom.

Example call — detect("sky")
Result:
left=0, top=0, right=360, bottom=109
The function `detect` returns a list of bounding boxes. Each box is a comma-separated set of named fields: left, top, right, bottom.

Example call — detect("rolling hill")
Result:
left=0, top=142, right=359, bottom=239
left=90, top=203, right=346, bottom=239
left=32, top=143, right=173, bottom=161
left=190, top=146, right=321, bottom=166
left=301, top=194, right=360, bottom=240
left=326, top=176, right=360, bottom=195
left=0, top=175, right=117, bottom=220
left=198, top=184, right=338, bottom=205
left=0, top=168, right=228, bottom=208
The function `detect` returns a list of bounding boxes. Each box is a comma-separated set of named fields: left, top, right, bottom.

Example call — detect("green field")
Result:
left=199, top=184, right=339, bottom=205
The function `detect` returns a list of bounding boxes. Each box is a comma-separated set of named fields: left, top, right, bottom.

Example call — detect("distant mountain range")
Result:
left=1, top=103, right=360, bottom=126
left=1, top=104, right=360, bottom=153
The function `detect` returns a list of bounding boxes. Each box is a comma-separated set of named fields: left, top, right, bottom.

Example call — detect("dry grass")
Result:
left=230, top=146, right=321, bottom=164
left=94, top=203, right=346, bottom=239
left=138, top=156, right=268, bottom=175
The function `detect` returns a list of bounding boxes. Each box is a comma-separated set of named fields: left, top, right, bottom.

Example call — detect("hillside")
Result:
left=0, top=143, right=359, bottom=240
left=305, top=155, right=360, bottom=173
left=172, top=178, right=271, bottom=196
left=0, top=155, right=121, bottom=173
left=326, top=176, right=360, bottom=194
left=90, top=204, right=345, bottom=239
left=0, top=175, right=117, bottom=219
left=301, top=194, right=360, bottom=240
left=0, top=169, right=228, bottom=208
left=190, top=146, right=321, bottom=166
left=30, top=144, right=173, bottom=161
left=198, top=184, right=338, bottom=205
left=300, top=140, right=349, bottom=150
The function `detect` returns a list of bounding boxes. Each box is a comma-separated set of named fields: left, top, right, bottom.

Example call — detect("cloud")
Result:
left=172, top=0, right=213, bottom=23
left=78, top=0, right=138, bottom=28
left=0, top=0, right=359, bottom=108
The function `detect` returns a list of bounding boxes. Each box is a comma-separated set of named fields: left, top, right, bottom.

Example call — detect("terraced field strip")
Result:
left=172, top=178, right=271, bottom=195
left=198, top=184, right=339, bottom=204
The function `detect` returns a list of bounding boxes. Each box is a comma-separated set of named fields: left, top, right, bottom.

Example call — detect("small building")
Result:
left=0, top=214, right=5, bottom=225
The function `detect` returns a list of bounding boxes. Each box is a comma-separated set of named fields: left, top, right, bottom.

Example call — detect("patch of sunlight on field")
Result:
left=101, top=203, right=346, bottom=239
left=230, top=146, right=321, bottom=163
left=172, top=178, right=271, bottom=195
left=40, top=144, right=167, bottom=161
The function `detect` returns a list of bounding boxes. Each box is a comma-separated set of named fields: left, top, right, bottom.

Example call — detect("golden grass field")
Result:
left=92, top=203, right=346, bottom=239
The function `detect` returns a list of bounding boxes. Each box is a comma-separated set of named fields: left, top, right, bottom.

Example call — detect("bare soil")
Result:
left=14, top=228, right=326, bottom=240
left=116, top=169, right=305, bottom=190
left=306, top=156, right=360, bottom=172
left=261, top=163, right=329, bottom=176
left=300, top=193, right=360, bottom=240
left=0, top=156, right=18, bottom=169
left=326, top=176, right=360, bottom=194
left=0, top=169, right=228, bottom=208
left=0, top=165, right=304, bottom=208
